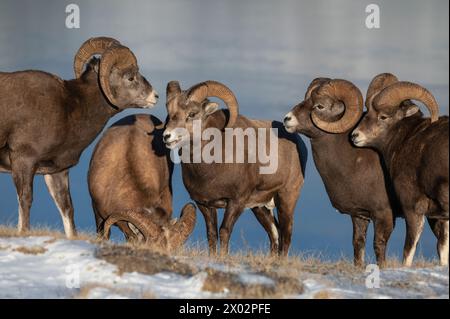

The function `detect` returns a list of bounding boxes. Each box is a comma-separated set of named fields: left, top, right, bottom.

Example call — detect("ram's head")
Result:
left=74, top=37, right=158, bottom=109
left=163, top=80, right=239, bottom=149
left=352, top=74, right=437, bottom=148
left=284, top=78, right=363, bottom=137
left=102, top=203, right=197, bottom=251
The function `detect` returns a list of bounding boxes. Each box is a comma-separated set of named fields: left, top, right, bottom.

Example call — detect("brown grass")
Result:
left=76, top=283, right=156, bottom=299
left=13, top=246, right=47, bottom=255
left=95, top=244, right=195, bottom=276
left=177, top=246, right=363, bottom=278
left=201, top=268, right=304, bottom=298
left=313, top=290, right=333, bottom=299
left=0, top=225, right=97, bottom=242
left=94, top=245, right=305, bottom=298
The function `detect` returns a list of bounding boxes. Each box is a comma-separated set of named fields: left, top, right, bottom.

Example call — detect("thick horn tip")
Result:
left=167, top=80, right=181, bottom=86
left=181, top=203, right=196, bottom=217
left=373, top=72, right=398, bottom=79
left=167, top=81, right=182, bottom=94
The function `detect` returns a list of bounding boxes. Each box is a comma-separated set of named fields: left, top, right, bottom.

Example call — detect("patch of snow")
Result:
left=0, top=236, right=448, bottom=299
left=295, top=266, right=449, bottom=299
left=0, top=237, right=214, bottom=299
left=238, top=273, right=275, bottom=286
left=85, top=287, right=130, bottom=299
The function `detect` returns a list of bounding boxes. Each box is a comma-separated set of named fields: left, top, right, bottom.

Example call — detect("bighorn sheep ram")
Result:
left=283, top=78, right=402, bottom=266
left=0, top=37, right=158, bottom=237
left=88, top=114, right=196, bottom=250
left=352, top=74, right=449, bottom=266
left=163, top=81, right=307, bottom=256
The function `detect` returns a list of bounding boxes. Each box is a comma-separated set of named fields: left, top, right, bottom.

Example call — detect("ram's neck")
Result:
left=310, top=133, right=354, bottom=174
left=64, top=73, right=118, bottom=149
left=377, top=115, right=425, bottom=173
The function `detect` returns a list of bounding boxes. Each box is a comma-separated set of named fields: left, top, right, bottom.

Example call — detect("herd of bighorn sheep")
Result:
left=0, top=36, right=448, bottom=267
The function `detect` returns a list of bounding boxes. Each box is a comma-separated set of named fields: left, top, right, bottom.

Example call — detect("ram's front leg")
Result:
left=197, top=203, right=219, bottom=255
left=219, top=202, right=244, bottom=256
left=373, top=213, right=394, bottom=268
left=351, top=215, right=369, bottom=267
left=403, top=213, right=425, bottom=267
left=252, top=206, right=279, bottom=255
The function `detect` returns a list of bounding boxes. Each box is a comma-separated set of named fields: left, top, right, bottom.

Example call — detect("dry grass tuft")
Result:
left=313, top=290, right=333, bottom=299
left=384, top=256, right=437, bottom=268
left=178, top=247, right=361, bottom=278
left=0, top=225, right=97, bottom=242
left=13, top=245, right=47, bottom=255
left=76, top=283, right=156, bottom=299
left=95, top=244, right=195, bottom=276
left=201, top=268, right=303, bottom=298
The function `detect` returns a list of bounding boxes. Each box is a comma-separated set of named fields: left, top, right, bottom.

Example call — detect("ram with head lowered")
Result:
left=0, top=37, right=158, bottom=237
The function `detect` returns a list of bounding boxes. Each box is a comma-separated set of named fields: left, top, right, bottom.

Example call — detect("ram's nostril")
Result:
left=163, top=134, right=171, bottom=142
left=284, top=116, right=292, bottom=122
left=154, top=93, right=159, bottom=99
left=351, top=132, right=359, bottom=140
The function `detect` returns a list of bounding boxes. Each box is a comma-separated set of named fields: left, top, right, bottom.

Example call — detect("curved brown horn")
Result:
left=73, top=37, right=120, bottom=78
left=311, top=79, right=364, bottom=133
left=166, top=203, right=197, bottom=250
left=99, top=44, right=138, bottom=107
left=373, top=81, right=439, bottom=122
left=305, top=78, right=331, bottom=100
left=167, top=81, right=182, bottom=100
left=102, top=210, right=162, bottom=242
left=188, top=81, right=239, bottom=128
left=366, top=73, right=399, bottom=110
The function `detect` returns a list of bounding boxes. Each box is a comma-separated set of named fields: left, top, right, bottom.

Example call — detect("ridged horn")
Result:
left=188, top=81, right=239, bottom=128
left=99, top=44, right=138, bottom=107
left=166, top=81, right=182, bottom=102
left=166, top=203, right=197, bottom=250
left=311, top=79, right=364, bottom=133
left=102, top=210, right=162, bottom=242
left=305, top=78, right=331, bottom=100
left=373, top=81, right=439, bottom=122
left=366, top=73, right=399, bottom=110
left=73, top=37, right=120, bottom=78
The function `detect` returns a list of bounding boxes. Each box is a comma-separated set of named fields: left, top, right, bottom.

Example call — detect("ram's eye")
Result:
left=315, top=104, right=325, bottom=110
left=379, top=115, right=388, bottom=121
left=128, top=76, right=135, bottom=82
left=188, top=112, right=196, bottom=119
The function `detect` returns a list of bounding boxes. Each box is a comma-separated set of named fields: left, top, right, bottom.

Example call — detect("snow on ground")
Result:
left=0, top=236, right=213, bottom=299
left=0, top=236, right=448, bottom=299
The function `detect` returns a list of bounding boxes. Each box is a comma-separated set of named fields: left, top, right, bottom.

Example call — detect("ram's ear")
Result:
left=401, top=101, right=420, bottom=118
left=93, top=61, right=100, bottom=74
left=204, top=102, right=219, bottom=116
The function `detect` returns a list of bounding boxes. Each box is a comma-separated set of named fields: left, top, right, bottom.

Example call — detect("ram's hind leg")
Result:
left=276, top=190, right=299, bottom=257
left=403, top=213, right=425, bottom=267
left=252, top=206, right=279, bottom=255
left=44, top=169, right=77, bottom=238
left=427, top=218, right=449, bottom=266
left=92, top=203, right=105, bottom=236
left=10, top=152, right=37, bottom=234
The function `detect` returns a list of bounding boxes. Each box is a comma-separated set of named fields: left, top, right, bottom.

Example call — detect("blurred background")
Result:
left=0, top=0, right=448, bottom=261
